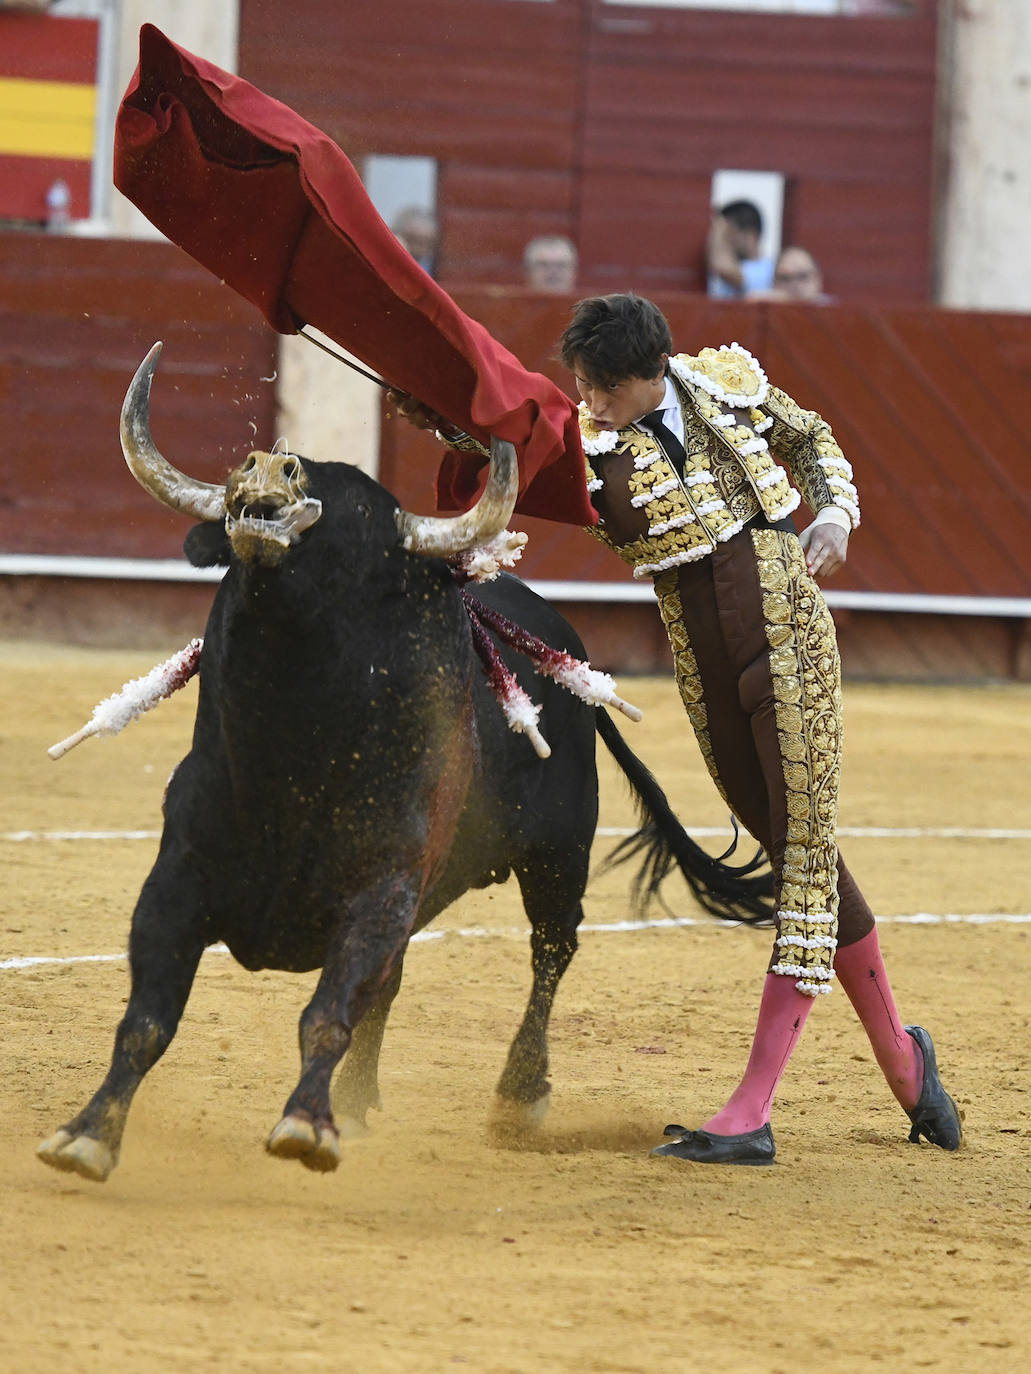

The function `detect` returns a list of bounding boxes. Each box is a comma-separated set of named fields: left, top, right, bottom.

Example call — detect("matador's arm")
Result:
left=758, top=386, right=860, bottom=531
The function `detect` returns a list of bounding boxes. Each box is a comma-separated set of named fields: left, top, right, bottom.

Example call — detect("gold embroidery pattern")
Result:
left=758, top=386, right=861, bottom=528
left=753, top=528, right=842, bottom=996
left=683, top=405, right=752, bottom=513
left=653, top=571, right=728, bottom=804
left=578, top=360, right=858, bottom=580
left=581, top=420, right=719, bottom=574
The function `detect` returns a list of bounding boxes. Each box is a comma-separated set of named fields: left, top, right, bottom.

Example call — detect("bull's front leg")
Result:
left=330, top=958, right=404, bottom=1135
left=37, top=860, right=209, bottom=1182
left=266, top=874, right=419, bottom=1173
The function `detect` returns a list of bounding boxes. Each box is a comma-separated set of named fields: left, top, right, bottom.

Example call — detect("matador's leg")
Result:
left=653, top=530, right=847, bottom=1154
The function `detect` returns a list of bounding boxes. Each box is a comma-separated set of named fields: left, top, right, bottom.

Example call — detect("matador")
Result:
left=559, top=293, right=961, bottom=1165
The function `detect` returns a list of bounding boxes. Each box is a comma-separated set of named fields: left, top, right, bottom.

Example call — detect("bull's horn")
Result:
left=120, top=343, right=227, bottom=522
left=396, top=435, right=518, bottom=556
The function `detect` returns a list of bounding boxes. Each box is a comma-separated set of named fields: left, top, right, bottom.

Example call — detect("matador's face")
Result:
left=571, top=356, right=668, bottom=433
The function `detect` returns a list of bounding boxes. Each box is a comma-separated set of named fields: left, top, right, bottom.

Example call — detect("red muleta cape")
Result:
left=113, top=24, right=595, bottom=527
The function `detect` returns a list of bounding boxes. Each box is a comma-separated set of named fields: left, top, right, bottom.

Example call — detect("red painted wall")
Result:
left=0, top=234, right=277, bottom=559
left=239, top=0, right=938, bottom=302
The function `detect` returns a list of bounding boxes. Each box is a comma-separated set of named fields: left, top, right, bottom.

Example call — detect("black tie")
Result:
left=641, top=408, right=687, bottom=476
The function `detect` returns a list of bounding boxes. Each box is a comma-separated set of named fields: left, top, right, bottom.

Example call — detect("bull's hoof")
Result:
left=37, top=1129, right=115, bottom=1182
left=487, top=1091, right=550, bottom=1145
left=266, top=1115, right=342, bottom=1173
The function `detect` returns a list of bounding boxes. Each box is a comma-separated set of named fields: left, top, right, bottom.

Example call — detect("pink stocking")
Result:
left=702, top=973, right=815, bottom=1135
left=833, top=927, right=922, bottom=1110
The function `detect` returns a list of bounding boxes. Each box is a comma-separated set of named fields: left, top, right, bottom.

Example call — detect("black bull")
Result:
left=38, top=356, right=772, bottom=1182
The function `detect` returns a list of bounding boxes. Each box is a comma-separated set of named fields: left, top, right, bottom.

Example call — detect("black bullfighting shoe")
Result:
left=650, top=1122, right=775, bottom=1166
left=904, top=1025, right=962, bottom=1150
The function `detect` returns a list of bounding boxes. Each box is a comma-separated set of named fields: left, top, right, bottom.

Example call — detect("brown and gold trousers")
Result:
left=654, top=522, right=875, bottom=996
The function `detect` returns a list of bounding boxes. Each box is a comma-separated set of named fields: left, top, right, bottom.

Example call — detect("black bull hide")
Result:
left=38, top=457, right=772, bottom=1181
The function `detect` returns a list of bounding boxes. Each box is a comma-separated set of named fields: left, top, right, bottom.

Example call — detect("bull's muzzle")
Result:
left=224, top=447, right=323, bottom=564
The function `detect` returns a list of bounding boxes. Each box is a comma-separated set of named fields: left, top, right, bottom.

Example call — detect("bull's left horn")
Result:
left=120, top=343, right=227, bottom=522
left=396, top=435, right=518, bottom=556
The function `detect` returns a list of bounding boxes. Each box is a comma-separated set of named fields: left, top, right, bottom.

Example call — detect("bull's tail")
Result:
left=595, top=708, right=775, bottom=926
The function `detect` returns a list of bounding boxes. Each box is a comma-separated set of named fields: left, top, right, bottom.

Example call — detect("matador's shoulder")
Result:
left=669, top=345, right=770, bottom=409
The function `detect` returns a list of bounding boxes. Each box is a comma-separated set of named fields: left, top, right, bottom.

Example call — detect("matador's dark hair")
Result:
left=559, top=293, right=672, bottom=385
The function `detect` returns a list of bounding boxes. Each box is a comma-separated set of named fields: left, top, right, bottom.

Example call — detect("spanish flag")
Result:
left=0, top=11, right=98, bottom=220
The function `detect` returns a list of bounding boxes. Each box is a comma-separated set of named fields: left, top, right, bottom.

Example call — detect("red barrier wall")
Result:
left=381, top=286, right=1031, bottom=602
left=0, top=233, right=277, bottom=560
left=1, top=233, right=1028, bottom=680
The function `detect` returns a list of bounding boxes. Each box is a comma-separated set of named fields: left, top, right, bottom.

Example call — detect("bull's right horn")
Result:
left=120, top=343, right=227, bottom=522
left=396, top=434, right=518, bottom=557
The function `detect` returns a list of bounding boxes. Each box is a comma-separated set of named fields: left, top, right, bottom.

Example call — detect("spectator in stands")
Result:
left=392, top=205, right=439, bottom=277
left=750, top=246, right=834, bottom=304
left=523, top=234, right=579, bottom=294
left=706, top=200, right=775, bottom=299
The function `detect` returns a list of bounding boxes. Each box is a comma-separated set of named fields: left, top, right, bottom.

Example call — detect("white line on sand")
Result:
left=4, top=911, right=1031, bottom=973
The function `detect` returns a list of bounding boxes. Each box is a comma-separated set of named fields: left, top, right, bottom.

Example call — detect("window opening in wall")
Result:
left=363, top=154, right=439, bottom=277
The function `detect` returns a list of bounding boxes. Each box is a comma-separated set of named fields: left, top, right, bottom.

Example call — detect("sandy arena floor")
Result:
left=2, top=641, right=1030, bottom=1373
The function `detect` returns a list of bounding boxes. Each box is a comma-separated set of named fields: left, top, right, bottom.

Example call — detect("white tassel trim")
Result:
left=632, top=477, right=679, bottom=507
left=580, top=415, right=620, bottom=456
left=634, top=544, right=714, bottom=577
left=832, top=494, right=861, bottom=524
left=826, top=474, right=859, bottom=500
left=778, top=908, right=836, bottom=925
left=771, top=963, right=834, bottom=980
left=715, top=518, right=745, bottom=542
left=756, top=465, right=789, bottom=490
left=586, top=477, right=603, bottom=493
left=737, top=437, right=768, bottom=458
left=670, top=344, right=770, bottom=409
left=819, top=454, right=854, bottom=480
left=649, top=512, right=697, bottom=537
left=796, top=979, right=834, bottom=997
left=776, top=934, right=838, bottom=950
left=769, top=490, right=802, bottom=520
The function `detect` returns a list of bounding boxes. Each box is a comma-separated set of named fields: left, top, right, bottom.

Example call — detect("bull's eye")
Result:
left=283, top=458, right=300, bottom=481
left=357, top=503, right=371, bottom=520
left=241, top=454, right=257, bottom=473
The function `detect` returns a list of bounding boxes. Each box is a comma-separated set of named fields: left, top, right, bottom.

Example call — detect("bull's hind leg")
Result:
left=493, top=855, right=585, bottom=1130
left=37, top=864, right=207, bottom=1182
left=267, top=875, right=418, bottom=1173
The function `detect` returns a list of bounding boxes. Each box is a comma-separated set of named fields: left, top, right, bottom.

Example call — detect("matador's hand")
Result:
left=386, top=389, right=448, bottom=433
left=799, top=522, right=848, bottom=580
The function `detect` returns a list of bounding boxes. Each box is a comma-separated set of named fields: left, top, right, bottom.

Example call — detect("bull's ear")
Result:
left=184, top=521, right=231, bottom=568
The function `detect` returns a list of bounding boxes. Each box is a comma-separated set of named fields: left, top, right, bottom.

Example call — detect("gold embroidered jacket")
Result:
left=580, top=345, right=859, bottom=578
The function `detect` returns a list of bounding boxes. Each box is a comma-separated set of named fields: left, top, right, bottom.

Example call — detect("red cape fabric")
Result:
left=113, top=24, right=595, bottom=526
